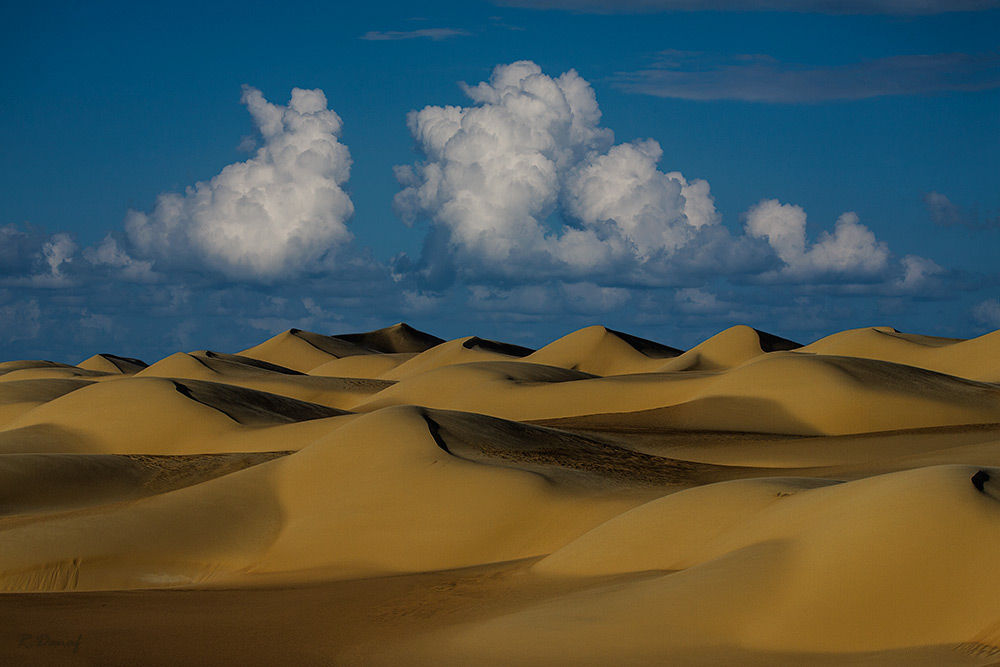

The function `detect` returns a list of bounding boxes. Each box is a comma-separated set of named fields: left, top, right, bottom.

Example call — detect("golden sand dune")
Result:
left=0, top=378, right=95, bottom=429
left=239, top=322, right=444, bottom=373
left=526, top=325, right=681, bottom=375
left=2, top=322, right=1000, bottom=666
left=802, top=326, right=1000, bottom=382
left=77, top=352, right=148, bottom=375
left=356, top=352, right=1000, bottom=434
left=658, top=324, right=801, bottom=371
left=137, top=351, right=394, bottom=409
left=0, top=359, right=113, bottom=383
left=1, top=377, right=346, bottom=454
left=378, top=335, right=534, bottom=380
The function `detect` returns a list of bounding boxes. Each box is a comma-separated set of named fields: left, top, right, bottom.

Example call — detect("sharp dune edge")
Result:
left=2, top=324, right=1000, bottom=666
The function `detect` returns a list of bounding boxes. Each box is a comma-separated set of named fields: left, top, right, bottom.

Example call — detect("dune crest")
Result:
left=2, top=322, right=1000, bottom=665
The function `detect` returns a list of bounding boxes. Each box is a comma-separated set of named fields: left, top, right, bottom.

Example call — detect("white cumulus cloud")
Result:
left=126, top=86, right=354, bottom=280
left=393, top=60, right=726, bottom=284
left=744, top=199, right=891, bottom=281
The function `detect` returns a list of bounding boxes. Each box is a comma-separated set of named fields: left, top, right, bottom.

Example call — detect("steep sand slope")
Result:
left=802, top=326, right=1000, bottom=382
left=658, top=324, right=800, bottom=372
left=330, top=322, right=445, bottom=354
left=380, top=336, right=534, bottom=380
left=136, top=352, right=393, bottom=410
left=527, top=325, right=681, bottom=375
left=308, top=352, right=415, bottom=379
left=0, top=377, right=347, bottom=454
left=0, top=406, right=645, bottom=589
left=431, top=466, right=1000, bottom=663
left=0, top=378, right=94, bottom=429
left=238, top=328, right=377, bottom=372
left=77, top=353, right=148, bottom=374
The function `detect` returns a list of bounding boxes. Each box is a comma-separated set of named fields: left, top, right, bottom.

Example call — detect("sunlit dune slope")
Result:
left=77, top=353, right=148, bottom=374
left=0, top=378, right=95, bottom=429
left=802, top=326, right=1000, bottom=382
left=238, top=328, right=377, bottom=372
left=380, top=336, right=534, bottom=380
left=453, top=466, right=1000, bottom=660
left=0, top=377, right=346, bottom=454
left=356, top=352, right=1000, bottom=434
left=527, top=325, right=682, bottom=375
left=658, top=324, right=801, bottom=371
left=239, top=323, right=445, bottom=373
left=136, top=351, right=393, bottom=409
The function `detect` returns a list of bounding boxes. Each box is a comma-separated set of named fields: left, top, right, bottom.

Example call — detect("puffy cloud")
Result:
left=83, top=235, right=155, bottom=281
left=613, top=51, right=1000, bottom=103
left=494, top=0, right=1000, bottom=15
left=744, top=199, right=890, bottom=281
left=38, top=233, right=77, bottom=285
left=0, top=226, right=78, bottom=288
left=894, top=255, right=945, bottom=292
left=126, top=86, right=354, bottom=280
left=394, top=60, right=728, bottom=284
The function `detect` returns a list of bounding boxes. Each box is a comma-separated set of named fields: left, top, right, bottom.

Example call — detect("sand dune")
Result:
left=77, top=352, right=148, bottom=375
left=802, top=326, right=1000, bottom=382
left=378, top=336, right=534, bottom=380
left=526, top=325, right=681, bottom=375
left=658, top=324, right=800, bottom=371
left=2, top=322, right=1000, bottom=666
left=137, top=351, right=394, bottom=409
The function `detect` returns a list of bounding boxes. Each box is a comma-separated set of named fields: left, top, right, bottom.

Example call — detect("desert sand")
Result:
left=2, top=322, right=1000, bottom=666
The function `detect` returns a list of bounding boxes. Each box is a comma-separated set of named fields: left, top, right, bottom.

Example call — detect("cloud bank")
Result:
left=393, top=60, right=743, bottom=286
left=614, top=51, right=1000, bottom=103
left=744, top=200, right=889, bottom=282
left=125, top=87, right=354, bottom=280
left=394, top=60, right=926, bottom=296
left=4, top=64, right=991, bottom=364
left=494, top=0, right=1000, bottom=15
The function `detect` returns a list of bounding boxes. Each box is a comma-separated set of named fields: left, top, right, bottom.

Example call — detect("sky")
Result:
left=2, top=0, right=999, bottom=363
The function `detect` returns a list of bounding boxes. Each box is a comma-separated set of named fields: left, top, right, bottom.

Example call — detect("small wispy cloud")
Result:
left=613, top=51, right=1000, bottom=103
left=924, top=191, right=1000, bottom=230
left=494, top=0, right=1000, bottom=15
left=360, top=28, right=472, bottom=41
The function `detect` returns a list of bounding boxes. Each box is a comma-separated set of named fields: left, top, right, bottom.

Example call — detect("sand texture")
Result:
left=2, top=322, right=1000, bottom=666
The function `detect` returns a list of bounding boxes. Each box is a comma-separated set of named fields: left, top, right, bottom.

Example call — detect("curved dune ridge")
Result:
left=2, top=323, right=1000, bottom=666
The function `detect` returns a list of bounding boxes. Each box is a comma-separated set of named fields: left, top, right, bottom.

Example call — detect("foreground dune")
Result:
left=2, top=322, right=1000, bottom=666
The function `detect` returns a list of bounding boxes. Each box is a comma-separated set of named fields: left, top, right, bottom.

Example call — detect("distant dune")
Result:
left=2, top=322, right=1000, bottom=666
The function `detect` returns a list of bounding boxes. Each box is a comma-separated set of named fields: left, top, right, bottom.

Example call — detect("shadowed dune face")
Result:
left=1, top=321, right=1000, bottom=665
left=331, top=322, right=446, bottom=354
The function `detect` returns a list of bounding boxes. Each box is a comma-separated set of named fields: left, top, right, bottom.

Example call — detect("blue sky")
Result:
left=2, top=0, right=998, bottom=363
